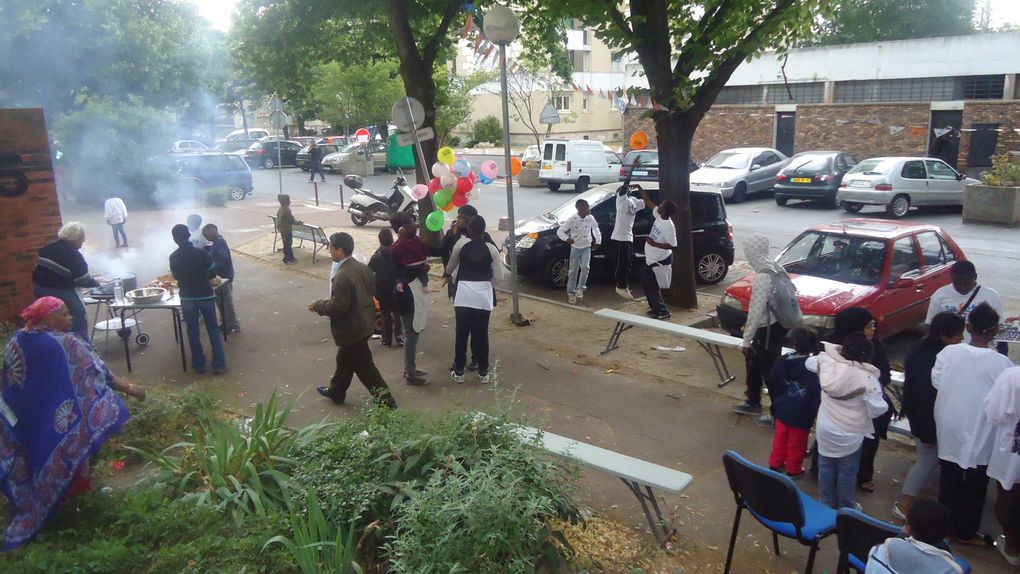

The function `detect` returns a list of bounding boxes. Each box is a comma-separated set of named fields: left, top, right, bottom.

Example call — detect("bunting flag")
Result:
left=461, top=14, right=474, bottom=38
left=889, top=126, right=905, bottom=135
left=586, top=85, right=594, bottom=95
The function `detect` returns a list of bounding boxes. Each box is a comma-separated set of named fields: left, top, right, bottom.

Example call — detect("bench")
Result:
left=268, top=215, right=329, bottom=262
left=477, top=413, right=693, bottom=544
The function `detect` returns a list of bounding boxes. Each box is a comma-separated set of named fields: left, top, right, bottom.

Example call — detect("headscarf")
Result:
left=20, top=296, right=65, bottom=330
left=743, top=235, right=785, bottom=275
left=172, top=224, right=191, bottom=247
left=833, top=306, right=875, bottom=344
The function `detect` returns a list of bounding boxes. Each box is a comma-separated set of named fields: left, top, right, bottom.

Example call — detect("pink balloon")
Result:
left=480, top=159, right=498, bottom=179
left=453, top=192, right=469, bottom=207
left=456, top=177, right=473, bottom=195
left=428, top=177, right=443, bottom=193
left=410, top=184, right=429, bottom=200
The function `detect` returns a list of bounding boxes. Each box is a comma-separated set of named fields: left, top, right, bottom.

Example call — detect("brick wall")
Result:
left=960, top=101, right=1020, bottom=169
left=690, top=106, right=774, bottom=162
left=0, top=109, right=62, bottom=324
left=794, top=103, right=931, bottom=163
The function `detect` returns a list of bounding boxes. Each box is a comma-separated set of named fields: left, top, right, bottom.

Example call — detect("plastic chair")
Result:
left=836, top=508, right=971, bottom=573
left=723, top=450, right=837, bottom=574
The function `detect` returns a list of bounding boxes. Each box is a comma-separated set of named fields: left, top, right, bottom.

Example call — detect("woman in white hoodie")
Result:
left=811, top=332, right=888, bottom=509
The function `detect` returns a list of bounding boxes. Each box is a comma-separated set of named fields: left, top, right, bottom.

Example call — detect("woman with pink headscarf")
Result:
left=0, top=297, right=144, bottom=550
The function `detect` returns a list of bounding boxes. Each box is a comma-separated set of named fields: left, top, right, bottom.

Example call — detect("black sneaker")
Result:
left=404, top=373, right=429, bottom=386
left=732, top=402, right=763, bottom=415
left=316, top=386, right=345, bottom=405
left=467, top=360, right=479, bottom=372
left=655, top=312, right=672, bottom=320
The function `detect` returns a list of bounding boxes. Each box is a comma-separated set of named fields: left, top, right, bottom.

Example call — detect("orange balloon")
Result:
left=630, top=131, right=649, bottom=150
left=510, top=157, right=523, bottom=176
left=441, top=200, right=456, bottom=211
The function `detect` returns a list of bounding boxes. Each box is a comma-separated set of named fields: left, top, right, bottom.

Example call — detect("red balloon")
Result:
left=453, top=191, right=469, bottom=207
left=428, top=177, right=443, bottom=193
left=468, top=171, right=478, bottom=183
left=456, top=177, right=473, bottom=195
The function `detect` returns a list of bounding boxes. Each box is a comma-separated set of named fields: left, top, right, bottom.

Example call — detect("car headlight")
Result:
left=516, top=233, right=538, bottom=249
left=801, top=314, right=836, bottom=330
left=720, top=293, right=743, bottom=309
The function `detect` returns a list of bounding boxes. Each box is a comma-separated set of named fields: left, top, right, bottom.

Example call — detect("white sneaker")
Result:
left=615, top=287, right=633, bottom=299
left=451, top=370, right=465, bottom=383
left=575, top=290, right=584, bottom=301
left=479, top=373, right=490, bottom=384
left=567, top=293, right=577, bottom=305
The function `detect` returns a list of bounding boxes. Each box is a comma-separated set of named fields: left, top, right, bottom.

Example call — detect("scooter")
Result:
left=344, top=170, right=418, bottom=227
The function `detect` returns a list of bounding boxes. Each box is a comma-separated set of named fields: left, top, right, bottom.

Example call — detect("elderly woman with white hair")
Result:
left=32, top=222, right=100, bottom=338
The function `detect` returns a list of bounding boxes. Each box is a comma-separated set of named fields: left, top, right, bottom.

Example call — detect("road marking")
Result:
left=225, top=228, right=264, bottom=233
left=300, top=203, right=336, bottom=211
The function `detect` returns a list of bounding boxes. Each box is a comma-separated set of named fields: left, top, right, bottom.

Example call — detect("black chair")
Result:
left=723, top=450, right=837, bottom=574
left=836, top=507, right=972, bottom=573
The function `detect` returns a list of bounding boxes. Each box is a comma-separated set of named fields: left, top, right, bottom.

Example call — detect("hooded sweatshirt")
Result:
left=741, top=235, right=789, bottom=346
left=810, top=342, right=888, bottom=457
left=276, top=194, right=295, bottom=234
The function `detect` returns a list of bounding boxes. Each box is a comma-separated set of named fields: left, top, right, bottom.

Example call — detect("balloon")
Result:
left=468, top=188, right=481, bottom=200
left=437, top=146, right=456, bottom=166
left=630, top=130, right=649, bottom=150
left=453, top=192, right=469, bottom=207
left=410, top=184, right=429, bottom=200
left=432, top=162, right=450, bottom=178
left=440, top=172, right=457, bottom=188
left=425, top=210, right=445, bottom=232
left=478, top=174, right=493, bottom=185
left=428, top=177, right=443, bottom=193
left=510, top=157, right=523, bottom=176
left=468, top=171, right=478, bottom=183
left=456, top=176, right=473, bottom=195
left=441, top=201, right=456, bottom=211
left=452, top=158, right=471, bottom=177
left=480, top=159, right=499, bottom=179
left=434, top=188, right=454, bottom=208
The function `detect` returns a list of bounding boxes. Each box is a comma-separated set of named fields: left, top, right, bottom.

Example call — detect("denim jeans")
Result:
left=400, top=313, right=418, bottom=377
left=901, top=439, right=939, bottom=497
left=111, top=223, right=128, bottom=246
left=818, top=447, right=862, bottom=509
left=35, top=285, right=88, bottom=340
left=566, top=246, right=591, bottom=295
left=181, top=298, right=226, bottom=372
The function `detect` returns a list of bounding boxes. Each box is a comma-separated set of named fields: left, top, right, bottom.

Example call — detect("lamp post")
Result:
left=483, top=5, right=527, bottom=326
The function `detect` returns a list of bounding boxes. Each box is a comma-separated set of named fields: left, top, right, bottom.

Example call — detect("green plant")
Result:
left=980, top=154, right=1020, bottom=187
left=103, top=387, right=215, bottom=463
left=471, top=116, right=503, bottom=146
left=264, top=490, right=363, bottom=574
left=128, top=390, right=328, bottom=517
left=203, top=186, right=230, bottom=206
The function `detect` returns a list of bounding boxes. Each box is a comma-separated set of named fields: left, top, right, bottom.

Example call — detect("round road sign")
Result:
left=392, top=97, right=425, bottom=132
left=355, top=128, right=371, bottom=144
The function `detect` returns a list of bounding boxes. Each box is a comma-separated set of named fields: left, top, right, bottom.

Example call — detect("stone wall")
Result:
left=794, top=103, right=931, bottom=162
left=0, top=109, right=62, bottom=323
left=961, top=101, right=1020, bottom=169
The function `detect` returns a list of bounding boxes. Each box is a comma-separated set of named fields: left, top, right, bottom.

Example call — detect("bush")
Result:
left=203, top=186, right=230, bottom=206
left=471, top=116, right=503, bottom=147
left=104, top=387, right=215, bottom=463
left=980, top=154, right=1020, bottom=187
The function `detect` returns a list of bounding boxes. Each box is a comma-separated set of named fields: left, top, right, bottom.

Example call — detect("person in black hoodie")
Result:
left=893, top=312, right=966, bottom=520
left=368, top=229, right=402, bottom=348
left=767, top=327, right=822, bottom=479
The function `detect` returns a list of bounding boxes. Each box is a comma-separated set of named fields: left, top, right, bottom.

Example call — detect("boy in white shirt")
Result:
left=926, top=260, right=1006, bottom=349
left=637, top=190, right=677, bottom=320
left=556, top=199, right=601, bottom=305
left=933, top=302, right=1014, bottom=546
left=103, top=196, right=128, bottom=248
left=612, top=183, right=644, bottom=299
left=983, top=365, right=1020, bottom=565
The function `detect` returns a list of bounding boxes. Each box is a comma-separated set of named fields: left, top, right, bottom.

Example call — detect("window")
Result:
left=754, top=151, right=780, bottom=166
left=611, top=52, right=625, bottom=72
left=690, top=193, right=724, bottom=226
left=925, top=160, right=958, bottom=180
left=582, top=97, right=590, bottom=112
left=715, top=85, right=762, bottom=105
left=554, top=144, right=566, bottom=161
left=890, top=237, right=921, bottom=281
left=543, top=143, right=554, bottom=161
left=605, top=151, right=621, bottom=165
left=916, top=231, right=954, bottom=268
left=778, top=231, right=887, bottom=286
left=900, top=160, right=927, bottom=180
left=765, top=82, right=825, bottom=104
left=961, top=75, right=1004, bottom=99
left=552, top=94, right=571, bottom=111
left=223, top=155, right=248, bottom=171
left=835, top=75, right=1006, bottom=103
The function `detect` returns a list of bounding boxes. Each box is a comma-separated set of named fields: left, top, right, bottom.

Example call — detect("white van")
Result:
left=221, top=128, right=270, bottom=142
left=539, top=139, right=622, bottom=191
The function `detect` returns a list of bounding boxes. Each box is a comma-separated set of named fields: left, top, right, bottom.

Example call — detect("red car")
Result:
left=716, top=219, right=966, bottom=338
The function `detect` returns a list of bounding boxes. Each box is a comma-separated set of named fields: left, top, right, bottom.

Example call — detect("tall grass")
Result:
left=263, top=490, right=363, bottom=574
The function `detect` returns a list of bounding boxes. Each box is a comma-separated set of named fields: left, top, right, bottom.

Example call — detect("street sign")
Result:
left=392, top=97, right=425, bottom=133
left=355, top=128, right=371, bottom=144
left=396, top=126, right=435, bottom=147
left=539, top=101, right=561, bottom=125
left=269, top=95, right=283, bottom=112
left=269, top=110, right=289, bottom=130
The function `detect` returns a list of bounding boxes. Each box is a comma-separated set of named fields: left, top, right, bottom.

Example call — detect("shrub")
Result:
left=203, top=185, right=230, bottom=206
left=472, top=116, right=503, bottom=147
left=980, top=154, right=1020, bottom=187
left=104, top=387, right=215, bottom=463
left=264, top=490, right=363, bottom=574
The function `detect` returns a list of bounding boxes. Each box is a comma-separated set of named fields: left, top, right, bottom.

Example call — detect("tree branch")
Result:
left=423, top=0, right=463, bottom=67
left=607, top=5, right=636, bottom=40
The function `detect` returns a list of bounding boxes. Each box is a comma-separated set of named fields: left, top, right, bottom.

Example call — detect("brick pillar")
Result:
left=0, top=109, right=63, bottom=324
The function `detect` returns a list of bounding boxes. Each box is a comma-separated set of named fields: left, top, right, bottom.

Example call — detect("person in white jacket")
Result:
left=103, top=196, right=128, bottom=248
left=810, top=333, right=888, bottom=509
left=983, top=365, right=1020, bottom=565
left=556, top=199, right=601, bottom=305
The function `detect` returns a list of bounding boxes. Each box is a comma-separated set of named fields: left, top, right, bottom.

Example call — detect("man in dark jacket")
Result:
left=307, top=141, right=326, bottom=183
left=202, top=223, right=240, bottom=334
left=170, top=224, right=226, bottom=374
left=32, top=222, right=100, bottom=338
left=276, top=194, right=297, bottom=264
left=309, top=232, right=396, bottom=408
left=368, top=228, right=401, bottom=348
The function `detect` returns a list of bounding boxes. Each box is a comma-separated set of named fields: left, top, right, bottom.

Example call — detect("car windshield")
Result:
left=704, top=151, right=750, bottom=169
left=847, top=159, right=892, bottom=176
left=341, top=142, right=361, bottom=153
left=785, top=155, right=832, bottom=174
left=625, top=151, right=659, bottom=166
left=544, top=186, right=613, bottom=223
left=778, top=231, right=887, bottom=286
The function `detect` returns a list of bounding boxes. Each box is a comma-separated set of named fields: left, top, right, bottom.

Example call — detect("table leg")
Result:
left=120, top=308, right=133, bottom=373
left=174, top=308, right=187, bottom=372
left=601, top=322, right=632, bottom=355
left=698, top=342, right=736, bottom=387
left=621, top=478, right=675, bottom=545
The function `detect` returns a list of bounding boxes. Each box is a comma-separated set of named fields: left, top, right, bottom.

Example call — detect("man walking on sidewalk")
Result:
left=307, top=141, right=326, bottom=183
left=557, top=199, right=601, bottom=305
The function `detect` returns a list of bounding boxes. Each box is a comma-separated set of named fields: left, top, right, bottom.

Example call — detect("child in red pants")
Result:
left=767, top=327, right=821, bottom=478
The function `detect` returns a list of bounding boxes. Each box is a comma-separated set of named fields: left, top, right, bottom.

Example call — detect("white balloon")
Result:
left=468, top=188, right=481, bottom=200
left=440, top=173, right=458, bottom=188
left=432, top=162, right=450, bottom=178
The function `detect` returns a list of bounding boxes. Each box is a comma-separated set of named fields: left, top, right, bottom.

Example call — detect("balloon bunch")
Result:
left=419, top=146, right=491, bottom=232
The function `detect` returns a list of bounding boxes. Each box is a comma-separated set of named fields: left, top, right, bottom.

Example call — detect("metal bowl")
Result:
left=126, top=287, right=166, bottom=305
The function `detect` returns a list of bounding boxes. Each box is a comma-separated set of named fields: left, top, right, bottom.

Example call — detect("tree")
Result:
left=311, top=60, right=406, bottom=136
left=815, top=0, right=976, bottom=45
left=434, top=69, right=493, bottom=146
left=525, top=1, right=830, bottom=308
left=471, top=115, right=503, bottom=146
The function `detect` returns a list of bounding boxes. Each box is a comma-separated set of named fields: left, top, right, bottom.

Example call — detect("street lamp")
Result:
left=483, top=5, right=528, bottom=326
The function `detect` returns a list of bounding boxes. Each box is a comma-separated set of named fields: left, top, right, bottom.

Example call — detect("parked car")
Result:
left=716, top=219, right=966, bottom=338
left=521, top=145, right=541, bottom=162
left=507, top=182, right=734, bottom=288
left=218, top=128, right=270, bottom=143
left=290, top=136, right=321, bottom=147
left=142, top=152, right=254, bottom=201
left=243, top=140, right=302, bottom=169
left=836, top=157, right=980, bottom=218
left=618, top=149, right=699, bottom=181
left=774, top=151, right=858, bottom=207
left=539, top=139, right=623, bottom=191
left=689, top=147, right=790, bottom=203
left=321, top=142, right=388, bottom=173
left=169, top=140, right=209, bottom=153
left=296, top=143, right=341, bottom=171
left=213, top=139, right=258, bottom=153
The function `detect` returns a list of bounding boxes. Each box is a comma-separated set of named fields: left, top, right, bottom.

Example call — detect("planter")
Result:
left=339, top=159, right=373, bottom=177
left=963, top=184, right=1020, bottom=226
left=517, top=168, right=542, bottom=188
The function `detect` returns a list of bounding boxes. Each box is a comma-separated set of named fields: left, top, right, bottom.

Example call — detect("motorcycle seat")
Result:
left=361, top=189, right=391, bottom=203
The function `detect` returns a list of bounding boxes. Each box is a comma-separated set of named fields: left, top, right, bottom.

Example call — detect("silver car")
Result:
left=689, top=147, right=790, bottom=203
left=322, top=142, right=388, bottom=173
left=837, top=157, right=980, bottom=218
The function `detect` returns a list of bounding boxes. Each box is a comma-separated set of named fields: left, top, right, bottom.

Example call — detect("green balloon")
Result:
left=426, top=210, right=445, bottom=232
left=434, top=188, right=454, bottom=208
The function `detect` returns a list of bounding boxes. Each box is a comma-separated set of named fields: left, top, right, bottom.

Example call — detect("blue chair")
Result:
left=836, top=508, right=971, bottom=573
left=723, top=450, right=837, bottom=574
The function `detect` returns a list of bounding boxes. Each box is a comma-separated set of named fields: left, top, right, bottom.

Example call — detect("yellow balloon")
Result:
left=437, top=146, right=456, bottom=166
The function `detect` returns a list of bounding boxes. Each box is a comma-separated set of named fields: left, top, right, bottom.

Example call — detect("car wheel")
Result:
left=544, top=254, right=570, bottom=289
left=262, top=157, right=276, bottom=169
left=775, top=196, right=788, bottom=206
left=696, top=250, right=729, bottom=285
left=887, top=194, right=911, bottom=218
left=228, top=186, right=246, bottom=201
left=350, top=212, right=370, bottom=226
left=546, top=182, right=561, bottom=191
left=827, top=193, right=841, bottom=208
left=729, top=182, right=747, bottom=203
left=842, top=201, right=863, bottom=213
left=576, top=176, right=590, bottom=192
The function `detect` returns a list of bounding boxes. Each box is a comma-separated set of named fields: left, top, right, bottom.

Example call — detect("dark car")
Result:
left=507, top=182, right=734, bottom=288
left=296, top=143, right=341, bottom=171
left=618, top=149, right=699, bottom=182
left=243, top=140, right=302, bottom=169
left=774, top=151, right=858, bottom=207
left=140, top=152, right=254, bottom=201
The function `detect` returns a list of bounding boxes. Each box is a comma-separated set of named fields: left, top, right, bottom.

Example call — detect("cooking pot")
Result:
left=92, top=273, right=137, bottom=295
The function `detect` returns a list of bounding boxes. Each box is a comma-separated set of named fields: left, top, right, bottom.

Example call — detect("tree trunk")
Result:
left=654, top=113, right=699, bottom=309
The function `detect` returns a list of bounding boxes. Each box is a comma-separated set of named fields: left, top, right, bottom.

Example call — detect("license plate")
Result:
left=791, top=177, right=812, bottom=183
left=847, top=179, right=866, bottom=187
left=633, top=170, right=648, bottom=176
